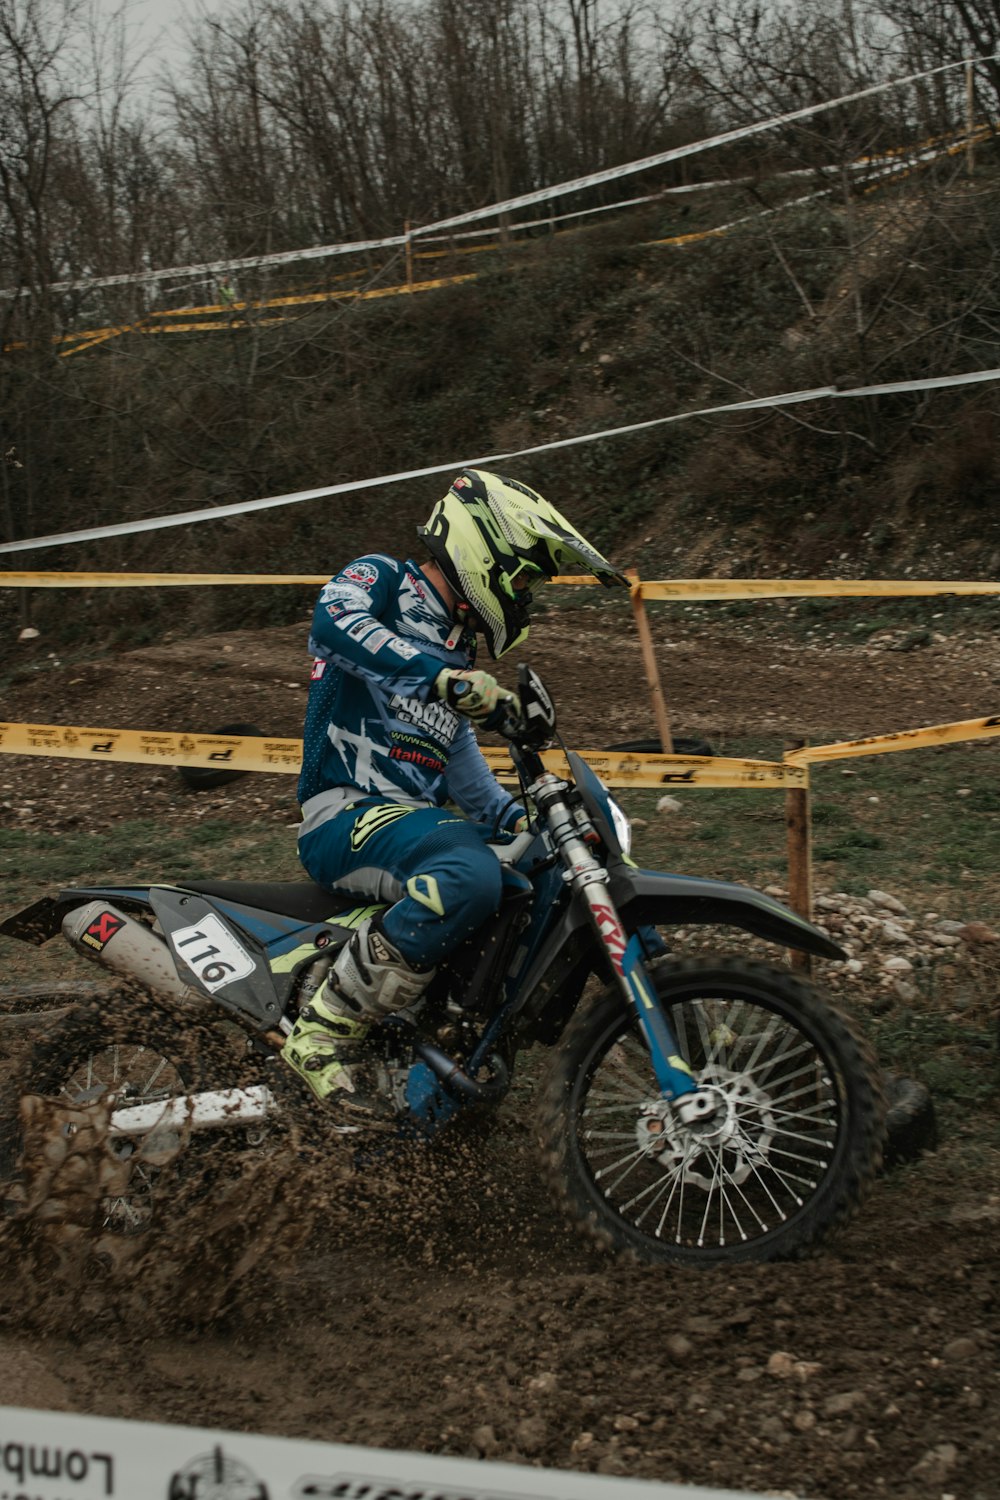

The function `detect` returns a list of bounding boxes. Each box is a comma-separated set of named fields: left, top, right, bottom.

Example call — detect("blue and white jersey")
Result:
left=298, top=554, right=519, bottom=830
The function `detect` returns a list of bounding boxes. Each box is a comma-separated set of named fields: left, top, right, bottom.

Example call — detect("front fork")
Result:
left=532, top=774, right=717, bottom=1126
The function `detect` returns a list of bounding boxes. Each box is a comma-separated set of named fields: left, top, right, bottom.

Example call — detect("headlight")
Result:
left=608, top=797, right=633, bottom=856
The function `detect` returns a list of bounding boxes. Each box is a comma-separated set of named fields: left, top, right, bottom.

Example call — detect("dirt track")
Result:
left=0, top=601, right=998, bottom=1500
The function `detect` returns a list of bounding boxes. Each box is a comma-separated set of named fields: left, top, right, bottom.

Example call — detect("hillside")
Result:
left=3, top=161, right=1000, bottom=652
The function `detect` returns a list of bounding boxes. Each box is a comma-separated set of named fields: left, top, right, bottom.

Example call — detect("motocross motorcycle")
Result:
left=0, top=667, right=885, bottom=1266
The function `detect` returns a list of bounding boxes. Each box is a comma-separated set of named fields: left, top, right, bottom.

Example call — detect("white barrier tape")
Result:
left=3, top=367, right=999, bottom=556
left=0, top=1405, right=758, bottom=1500
left=410, top=56, right=993, bottom=238
left=3, top=54, right=990, bottom=300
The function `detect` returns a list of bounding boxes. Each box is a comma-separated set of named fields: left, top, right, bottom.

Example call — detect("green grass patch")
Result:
left=0, top=819, right=302, bottom=909
left=620, top=737, right=1000, bottom=907
left=0, top=817, right=304, bottom=991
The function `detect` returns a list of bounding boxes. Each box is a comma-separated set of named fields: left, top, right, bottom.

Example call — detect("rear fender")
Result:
left=0, top=886, right=156, bottom=945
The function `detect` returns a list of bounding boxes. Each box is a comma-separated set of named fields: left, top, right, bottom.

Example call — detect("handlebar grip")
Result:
left=480, top=698, right=522, bottom=735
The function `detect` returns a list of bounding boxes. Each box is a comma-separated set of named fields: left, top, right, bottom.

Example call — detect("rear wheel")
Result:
left=0, top=999, right=206, bottom=1238
left=539, top=957, right=886, bottom=1265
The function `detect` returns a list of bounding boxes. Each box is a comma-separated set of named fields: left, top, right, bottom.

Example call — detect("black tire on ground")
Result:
left=882, top=1071, right=937, bottom=1167
left=538, top=956, right=886, bottom=1266
left=176, top=723, right=266, bottom=791
left=605, top=736, right=715, bottom=758
left=0, top=998, right=206, bottom=1236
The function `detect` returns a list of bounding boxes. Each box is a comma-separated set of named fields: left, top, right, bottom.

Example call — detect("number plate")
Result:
left=170, top=912, right=257, bottom=992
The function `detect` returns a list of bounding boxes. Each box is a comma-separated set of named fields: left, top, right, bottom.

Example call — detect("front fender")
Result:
left=611, top=866, right=846, bottom=961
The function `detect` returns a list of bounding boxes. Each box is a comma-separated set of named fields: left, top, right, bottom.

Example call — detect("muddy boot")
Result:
left=282, top=918, right=432, bottom=1119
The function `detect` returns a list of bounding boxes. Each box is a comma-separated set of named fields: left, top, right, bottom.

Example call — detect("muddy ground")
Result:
left=0, top=598, right=998, bottom=1500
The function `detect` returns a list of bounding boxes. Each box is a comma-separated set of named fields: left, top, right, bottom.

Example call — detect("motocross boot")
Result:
left=282, top=916, right=433, bottom=1119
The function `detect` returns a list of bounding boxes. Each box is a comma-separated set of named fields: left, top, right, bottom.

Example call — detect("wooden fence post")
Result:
left=785, top=737, right=813, bottom=974
left=626, top=570, right=674, bottom=753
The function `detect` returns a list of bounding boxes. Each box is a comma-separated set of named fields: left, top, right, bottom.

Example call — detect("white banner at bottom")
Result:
left=0, top=1405, right=763, bottom=1500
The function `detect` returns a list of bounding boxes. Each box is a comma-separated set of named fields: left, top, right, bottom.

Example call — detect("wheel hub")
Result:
left=636, top=1067, right=777, bottom=1190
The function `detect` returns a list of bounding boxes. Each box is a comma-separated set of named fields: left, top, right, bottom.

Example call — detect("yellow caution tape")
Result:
left=0, top=721, right=802, bottom=789
left=786, top=714, right=1000, bottom=764
left=636, top=578, right=1000, bottom=600
left=4, top=572, right=998, bottom=596
left=0, top=571, right=599, bottom=588
left=0, top=724, right=303, bottom=775
left=5, top=716, right=998, bottom=781
left=0, top=572, right=329, bottom=588
left=54, top=275, right=481, bottom=355
left=481, top=748, right=807, bottom=789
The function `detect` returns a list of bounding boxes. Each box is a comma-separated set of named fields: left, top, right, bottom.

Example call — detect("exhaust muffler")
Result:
left=62, top=899, right=202, bottom=1006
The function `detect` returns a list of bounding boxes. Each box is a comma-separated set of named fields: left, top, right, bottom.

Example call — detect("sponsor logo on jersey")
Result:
left=344, top=616, right=382, bottom=642
left=320, top=581, right=370, bottom=610
left=342, top=560, right=379, bottom=589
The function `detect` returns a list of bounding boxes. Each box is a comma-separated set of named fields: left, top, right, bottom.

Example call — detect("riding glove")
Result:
left=435, top=668, right=520, bottom=723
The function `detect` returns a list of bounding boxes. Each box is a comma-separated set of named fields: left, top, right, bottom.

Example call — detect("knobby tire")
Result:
left=538, top=957, right=886, bottom=1266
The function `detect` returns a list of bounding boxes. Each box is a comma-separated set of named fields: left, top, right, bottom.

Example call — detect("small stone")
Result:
left=666, top=1334, right=693, bottom=1361
left=869, top=889, right=907, bottom=914
left=959, top=922, right=997, bottom=945
left=766, top=1351, right=797, bottom=1379
left=942, top=1336, right=978, bottom=1362
left=882, top=955, right=913, bottom=973
left=613, top=1414, right=640, bottom=1432
left=909, top=1443, right=958, bottom=1483
left=792, top=1408, right=817, bottom=1431
left=760, top=1415, right=789, bottom=1443
left=823, top=1390, right=866, bottom=1417
left=656, top=795, right=684, bottom=813
left=472, top=1424, right=500, bottom=1457
left=17, top=626, right=40, bottom=641
left=737, top=1365, right=763, bottom=1382
left=892, top=979, right=919, bottom=1003
left=881, top=921, right=911, bottom=943
left=514, top=1415, right=548, bottom=1455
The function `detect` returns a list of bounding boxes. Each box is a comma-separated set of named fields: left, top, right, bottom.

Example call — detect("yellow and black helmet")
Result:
left=418, top=469, right=627, bottom=658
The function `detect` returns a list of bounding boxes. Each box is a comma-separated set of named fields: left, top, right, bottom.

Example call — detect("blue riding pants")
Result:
left=298, top=799, right=505, bottom=969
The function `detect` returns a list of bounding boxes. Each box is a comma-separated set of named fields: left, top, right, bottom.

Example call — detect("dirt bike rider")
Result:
left=283, top=468, right=627, bottom=1117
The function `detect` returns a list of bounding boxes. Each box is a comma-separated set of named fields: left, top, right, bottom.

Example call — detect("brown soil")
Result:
left=0, top=601, right=998, bottom=1500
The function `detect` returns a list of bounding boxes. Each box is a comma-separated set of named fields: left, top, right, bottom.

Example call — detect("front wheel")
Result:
left=538, top=957, right=886, bottom=1266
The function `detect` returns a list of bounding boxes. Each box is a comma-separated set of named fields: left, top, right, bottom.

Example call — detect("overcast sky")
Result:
left=108, top=0, right=228, bottom=85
